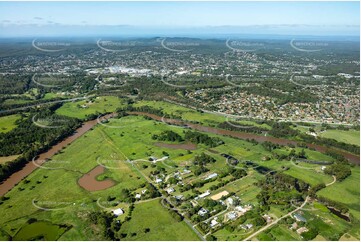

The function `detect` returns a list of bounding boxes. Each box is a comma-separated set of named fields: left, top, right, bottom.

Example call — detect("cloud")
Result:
left=34, top=17, right=43, bottom=20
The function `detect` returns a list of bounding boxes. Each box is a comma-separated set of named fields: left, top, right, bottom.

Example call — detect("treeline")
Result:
left=317, top=196, right=349, bottom=214
left=324, top=162, right=351, bottom=181
left=152, top=130, right=183, bottom=142
left=119, top=104, right=185, bottom=121
left=161, top=199, right=184, bottom=222
left=268, top=122, right=300, bottom=138
left=87, top=211, right=122, bottom=240
left=269, top=122, right=359, bottom=155
left=218, top=121, right=268, bottom=134
left=152, top=130, right=224, bottom=149
left=184, top=131, right=224, bottom=147
left=193, top=152, right=216, bottom=166
left=300, top=133, right=359, bottom=155
left=0, top=108, right=81, bottom=182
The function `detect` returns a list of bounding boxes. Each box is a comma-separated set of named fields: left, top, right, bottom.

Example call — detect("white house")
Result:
left=197, top=190, right=211, bottom=199
left=112, top=208, right=124, bottom=216
left=205, top=173, right=218, bottom=180
left=210, top=219, right=219, bottom=228
left=226, top=197, right=234, bottom=205
left=227, top=211, right=237, bottom=220
left=198, top=208, right=209, bottom=216
left=166, top=187, right=175, bottom=194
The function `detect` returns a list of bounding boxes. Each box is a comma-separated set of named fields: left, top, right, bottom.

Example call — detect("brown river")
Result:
left=0, top=112, right=359, bottom=196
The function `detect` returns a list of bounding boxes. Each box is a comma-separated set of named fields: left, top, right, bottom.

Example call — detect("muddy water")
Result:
left=0, top=113, right=115, bottom=196
left=78, top=165, right=115, bottom=191
left=154, top=142, right=197, bottom=150
left=130, top=112, right=360, bottom=165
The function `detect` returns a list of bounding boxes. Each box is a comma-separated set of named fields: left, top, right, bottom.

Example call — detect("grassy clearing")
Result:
left=12, top=221, right=68, bottom=241
left=119, top=199, right=199, bottom=240
left=56, top=96, right=124, bottom=119
left=0, top=154, right=20, bottom=165
left=0, top=114, right=21, bottom=133
left=319, top=129, right=360, bottom=146
left=266, top=224, right=301, bottom=240
left=317, top=167, right=360, bottom=218
left=339, top=233, right=359, bottom=241
left=284, top=168, right=333, bottom=186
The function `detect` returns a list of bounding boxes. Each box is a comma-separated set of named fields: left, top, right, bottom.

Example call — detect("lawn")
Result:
left=119, top=199, right=200, bottom=240
left=0, top=114, right=21, bottom=133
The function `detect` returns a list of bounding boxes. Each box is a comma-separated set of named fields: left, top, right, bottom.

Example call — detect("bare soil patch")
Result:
left=78, top=165, right=115, bottom=191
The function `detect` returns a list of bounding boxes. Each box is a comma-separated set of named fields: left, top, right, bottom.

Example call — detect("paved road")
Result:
left=243, top=196, right=310, bottom=241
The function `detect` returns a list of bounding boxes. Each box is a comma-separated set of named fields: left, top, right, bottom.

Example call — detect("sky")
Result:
left=0, top=1, right=359, bottom=37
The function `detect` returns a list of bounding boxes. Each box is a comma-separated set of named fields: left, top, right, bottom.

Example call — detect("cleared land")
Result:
left=319, top=129, right=360, bottom=146
left=0, top=154, right=20, bottom=165
left=0, top=114, right=21, bottom=133
left=317, top=168, right=360, bottom=218
left=118, top=199, right=199, bottom=240
left=56, top=96, right=124, bottom=119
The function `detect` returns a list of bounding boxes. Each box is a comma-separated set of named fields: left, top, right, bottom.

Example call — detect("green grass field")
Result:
left=0, top=114, right=21, bottom=133
left=56, top=96, right=124, bottom=119
left=319, top=129, right=360, bottom=146
left=257, top=225, right=301, bottom=241
left=12, top=221, right=68, bottom=241
left=119, top=199, right=199, bottom=240
left=317, top=167, right=360, bottom=218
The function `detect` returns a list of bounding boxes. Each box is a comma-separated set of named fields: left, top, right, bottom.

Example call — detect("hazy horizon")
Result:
left=0, top=1, right=359, bottom=37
